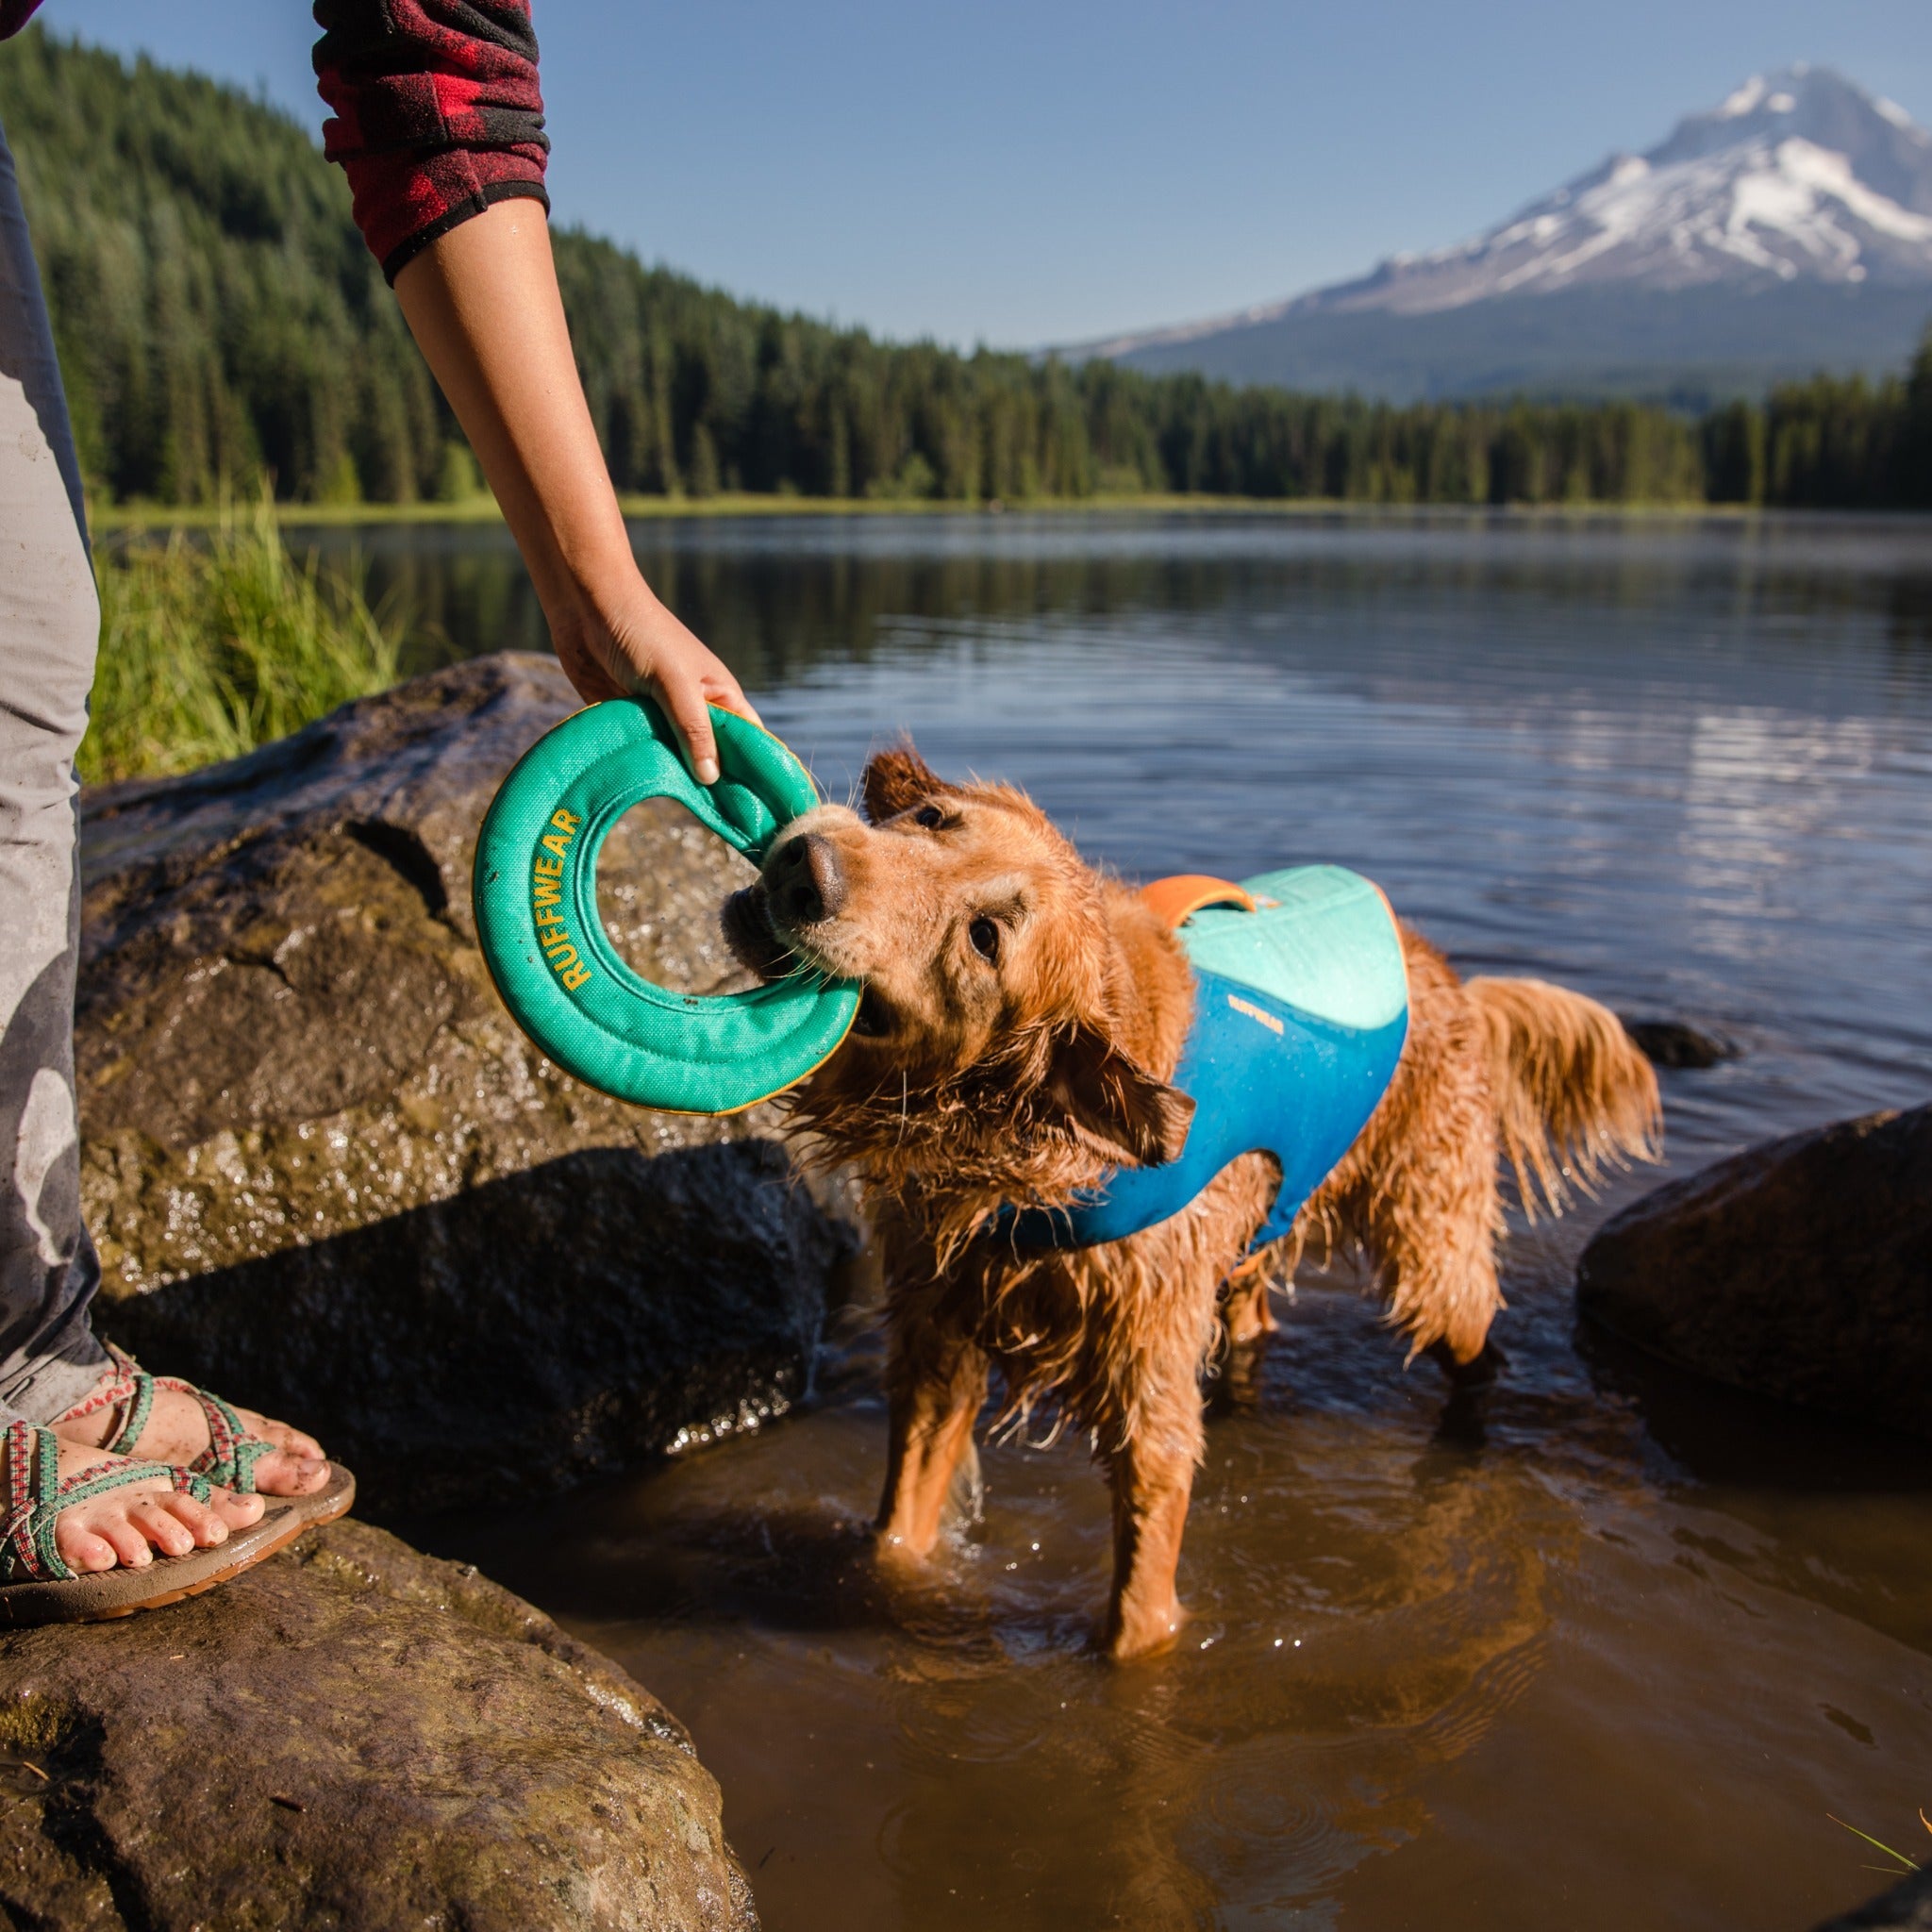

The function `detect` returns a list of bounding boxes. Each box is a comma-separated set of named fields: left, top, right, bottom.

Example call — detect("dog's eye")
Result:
left=913, top=804, right=945, bottom=830
left=968, top=916, right=1000, bottom=963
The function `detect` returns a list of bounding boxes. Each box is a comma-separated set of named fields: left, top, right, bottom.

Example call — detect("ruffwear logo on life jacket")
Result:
left=530, top=808, right=591, bottom=991
left=1226, top=991, right=1285, bottom=1036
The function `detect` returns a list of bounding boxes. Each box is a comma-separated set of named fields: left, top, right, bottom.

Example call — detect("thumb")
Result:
left=653, top=665, right=721, bottom=787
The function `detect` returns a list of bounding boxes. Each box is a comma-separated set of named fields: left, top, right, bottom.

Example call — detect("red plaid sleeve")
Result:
left=312, top=0, right=550, bottom=284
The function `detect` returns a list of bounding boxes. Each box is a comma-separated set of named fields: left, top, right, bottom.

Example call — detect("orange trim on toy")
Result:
left=1139, top=874, right=1257, bottom=929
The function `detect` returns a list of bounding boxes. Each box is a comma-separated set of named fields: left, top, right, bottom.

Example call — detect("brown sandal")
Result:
left=0, top=1420, right=355, bottom=1627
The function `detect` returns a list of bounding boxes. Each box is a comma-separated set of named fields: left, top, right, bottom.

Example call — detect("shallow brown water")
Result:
left=373, top=510, right=1932, bottom=1931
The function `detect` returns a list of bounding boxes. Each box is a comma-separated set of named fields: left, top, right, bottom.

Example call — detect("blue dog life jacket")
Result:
left=1008, top=865, right=1409, bottom=1252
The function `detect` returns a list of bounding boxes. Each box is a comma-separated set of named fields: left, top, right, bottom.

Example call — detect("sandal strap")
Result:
left=0, top=1421, right=185, bottom=1585
left=158, top=1380, right=272, bottom=1493
left=63, top=1346, right=275, bottom=1495
left=48, top=1342, right=140, bottom=1430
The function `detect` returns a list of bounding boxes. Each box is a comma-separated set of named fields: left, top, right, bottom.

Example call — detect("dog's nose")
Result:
left=768, top=831, right=846, bottom=925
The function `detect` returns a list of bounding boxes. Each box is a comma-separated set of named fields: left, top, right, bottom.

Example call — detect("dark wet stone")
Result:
left=77, top=655, right=856, bottom=1514
left=1577, top=1105, right=1932, bottom=1441
left=1813, top=1864, right=1932, bottom=1929
left=1617, top=1016, right=1740, bottom=1069
left=0, top=1520, right=758, bottom=1931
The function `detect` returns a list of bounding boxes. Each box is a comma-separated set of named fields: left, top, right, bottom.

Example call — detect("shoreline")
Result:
left=84, top=491, right=1930, bottom=535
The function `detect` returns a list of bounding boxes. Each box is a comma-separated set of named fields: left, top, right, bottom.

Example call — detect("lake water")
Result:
left=328, top=509, right=1932, bottom=1932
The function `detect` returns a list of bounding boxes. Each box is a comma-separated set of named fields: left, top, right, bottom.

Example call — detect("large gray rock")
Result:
left=0, top=1520, right=757, bottom=1930
left=1814, top=1865, right=1932, bottom=1930
left=77, top=654, right=853, bottom=1513
left=1577, top=1105, right=1932, bottom=1439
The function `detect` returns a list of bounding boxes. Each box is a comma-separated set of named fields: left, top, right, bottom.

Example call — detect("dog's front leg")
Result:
left=876, top=1336, right=988, bottom=1560
left=1101, top=1432, right=1198, bottom=1660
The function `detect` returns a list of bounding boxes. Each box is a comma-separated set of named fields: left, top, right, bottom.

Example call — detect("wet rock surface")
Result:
left=1577, top=1104, right=1932, bottom=1440
left=77, top=655, right=854, bottom=1513
left=1617, top=1015, right=1740, bottom=1069
left=0, top=1520, right=757, bottom=1931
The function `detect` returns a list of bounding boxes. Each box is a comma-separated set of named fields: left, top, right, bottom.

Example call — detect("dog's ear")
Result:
left=1045, top=1022, right=1195, bottom=1169
left=862, top=742, right=948, bottom=824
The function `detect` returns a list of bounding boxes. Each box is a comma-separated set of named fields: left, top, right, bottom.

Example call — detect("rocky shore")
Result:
left=11, top=655, right=857, bottom=1924
left=0, top=1520, right=756, bottom=1930
left=76, top=653, right=855, bottom=1515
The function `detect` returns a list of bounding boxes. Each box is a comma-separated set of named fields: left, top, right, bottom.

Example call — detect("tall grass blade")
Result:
left=1828, top=1814, right=1922, bottom=1873
left=82, top=491, right=407, bottom=785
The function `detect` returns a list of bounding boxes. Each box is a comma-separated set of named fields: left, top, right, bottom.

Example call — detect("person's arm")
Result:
left=392, top=203, right=755, bottom=780
left=313, top=0, right=753, bottom=780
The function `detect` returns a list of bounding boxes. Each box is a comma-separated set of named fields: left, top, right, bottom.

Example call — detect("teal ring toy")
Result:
left=473, top=697, right=858, bottom=1115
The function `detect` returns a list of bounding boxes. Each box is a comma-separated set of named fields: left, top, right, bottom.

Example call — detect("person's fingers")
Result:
left=704, top=669, right=763, bottom=728
left=656, top=665, right=722, bottom=786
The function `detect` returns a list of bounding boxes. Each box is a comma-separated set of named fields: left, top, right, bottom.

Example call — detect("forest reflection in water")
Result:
left=353, top=508, right=1932, bottom=1932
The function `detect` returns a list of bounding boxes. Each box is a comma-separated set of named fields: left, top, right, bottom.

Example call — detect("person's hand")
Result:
left=551, top=566, right=760, bottom=786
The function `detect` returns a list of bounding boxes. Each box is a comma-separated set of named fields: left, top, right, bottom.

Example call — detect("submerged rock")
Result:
left=1617, top=1016, right=1740, bottom=1069
left=1577, top=1105, right=1932, bottom=1440
left=77, top=655, right=854, bottom=1513
left=1814, top=1864, right=1932, bottom=1930
left=0, top=1520, right=757, bottom=1931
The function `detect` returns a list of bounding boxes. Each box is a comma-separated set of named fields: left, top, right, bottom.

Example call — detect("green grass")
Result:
left=82, top=494, right=406, bottom=785
left=1829, top=1810, right=1928, bottom=1877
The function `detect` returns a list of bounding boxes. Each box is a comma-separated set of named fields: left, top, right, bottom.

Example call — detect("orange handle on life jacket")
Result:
left=1139, top=874, right=1257, bottom=930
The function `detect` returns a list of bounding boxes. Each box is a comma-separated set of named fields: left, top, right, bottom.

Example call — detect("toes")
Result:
left=165, top=1490, right=253, bottom=1543
left=55, top=1523, right=119, bottom=1574
left=98, top=1520, right=154, bottom=1570
left=249, top=1449, right=329, bottom=1498
left=130, top=1501, right=196, bottom=1559
left=239, top=1410, right=325, bottom=1462
left=208, top=1486, right=266, bottom=1528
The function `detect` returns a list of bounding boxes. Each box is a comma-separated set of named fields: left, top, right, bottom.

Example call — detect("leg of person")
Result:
left=0, top=117, right=331, bottom=1606
left=0, top=114, right=106, bottom=1432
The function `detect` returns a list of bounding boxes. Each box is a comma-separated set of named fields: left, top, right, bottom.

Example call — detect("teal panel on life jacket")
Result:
left=1181, top=866, right=1409, bottom=1034
left=1008, top=865, right=1408, bottom=1252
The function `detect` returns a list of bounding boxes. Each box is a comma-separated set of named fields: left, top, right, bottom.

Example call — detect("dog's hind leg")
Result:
left=1220, top=1255, right=1278, bottom=1348
left=876, top=1333, right=988, bottom=1560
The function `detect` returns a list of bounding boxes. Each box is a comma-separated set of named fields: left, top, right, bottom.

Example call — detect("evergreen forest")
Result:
left=4, top=27, right=1929, bottom=512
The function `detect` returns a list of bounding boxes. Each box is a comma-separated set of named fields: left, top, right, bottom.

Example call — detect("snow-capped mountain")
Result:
left=1332, top=65, right=1932, bottom=315
left=1086, top=68, right=1932, bottom=400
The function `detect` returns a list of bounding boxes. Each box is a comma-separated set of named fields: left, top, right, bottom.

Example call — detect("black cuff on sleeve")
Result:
left=380, top=179, right=551, bottom=285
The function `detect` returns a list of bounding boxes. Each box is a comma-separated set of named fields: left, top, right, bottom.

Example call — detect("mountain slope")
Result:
left=1090, top=67, right=1932, bottom=401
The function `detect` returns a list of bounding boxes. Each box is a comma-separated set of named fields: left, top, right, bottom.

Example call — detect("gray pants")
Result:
left=0, top=113, right=110, bottom=1426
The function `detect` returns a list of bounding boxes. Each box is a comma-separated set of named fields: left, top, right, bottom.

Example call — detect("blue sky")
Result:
left=42, top=0, right=1932, bottom=349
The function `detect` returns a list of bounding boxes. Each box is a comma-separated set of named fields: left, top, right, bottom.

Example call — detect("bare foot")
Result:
left=55, top=1373, right=329, bottom=1498
left=8, top=1435, right=263, bottom=1575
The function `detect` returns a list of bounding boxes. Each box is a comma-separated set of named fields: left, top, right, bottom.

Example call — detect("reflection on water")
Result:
left=365, top=510, right=1932, bottom=1932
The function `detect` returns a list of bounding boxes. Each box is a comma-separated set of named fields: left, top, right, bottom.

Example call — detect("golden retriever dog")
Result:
left=724, top=745, right=1660, bottom=1659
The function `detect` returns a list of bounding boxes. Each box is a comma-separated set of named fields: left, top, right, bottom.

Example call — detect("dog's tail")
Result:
left=1465, top=977, right=1662, bottom=1221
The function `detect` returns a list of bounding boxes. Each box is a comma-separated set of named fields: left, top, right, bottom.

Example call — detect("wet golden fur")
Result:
left=729, top=745, right=1661, bottom=1657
